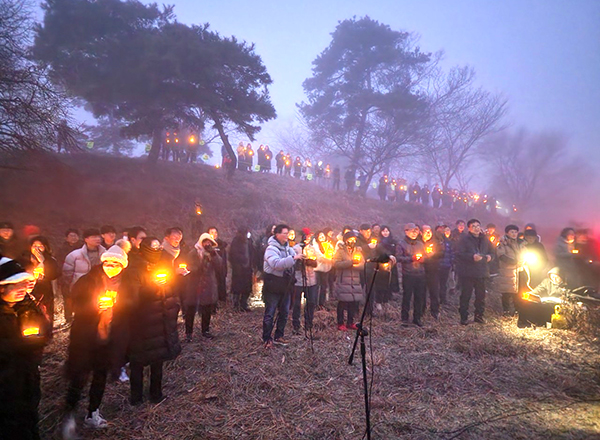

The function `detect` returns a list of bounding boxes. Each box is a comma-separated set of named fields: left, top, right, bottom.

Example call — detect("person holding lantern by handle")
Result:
left=0, top=257, right=48, bottom=440
left=61, top=241, right=129, bottom=439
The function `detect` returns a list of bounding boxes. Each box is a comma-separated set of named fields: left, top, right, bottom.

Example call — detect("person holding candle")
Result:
left=183, top=233, right=222, bottom=341
left=61, top=242, right=129, bottom=438
left=291, top=232, right=319, bottom=336
left=0, top=257, right=47, bottom=440
left=397, top=223, right=427, bottom=327
left=229, top=227, right=255, bottom=312
left=333, top=231, right=364, bottom=331
left=422, top=225, right=443, bottom=320
left=314, top=230, right=334, bottom=309
left=126, top=237, right=181, bottom=405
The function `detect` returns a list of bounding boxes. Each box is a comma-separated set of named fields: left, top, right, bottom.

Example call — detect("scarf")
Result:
left=161, top=239, right=181, bottom=260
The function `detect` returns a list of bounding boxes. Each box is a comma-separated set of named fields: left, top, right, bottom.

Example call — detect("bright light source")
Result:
left=522, top=252, right=538, bottom=267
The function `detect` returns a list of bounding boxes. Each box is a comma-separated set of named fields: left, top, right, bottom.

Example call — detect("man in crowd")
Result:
left=456, top=219, right=494, bottom=325
left=208, top=226, right=228, bottom=304
left=262, top=224, right=304, bottom=348
left=100, top=225, right=117, bottom=249
left=397, top=223, right=427, bottom=327
left=62, top=229, right=107, bottom=288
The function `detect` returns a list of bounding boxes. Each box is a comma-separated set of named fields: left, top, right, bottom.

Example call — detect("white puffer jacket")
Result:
left=62, top=244, right=106, bottom=287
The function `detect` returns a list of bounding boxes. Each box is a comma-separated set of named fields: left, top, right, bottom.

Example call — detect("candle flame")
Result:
left=23, top=327, right=40, bottom=336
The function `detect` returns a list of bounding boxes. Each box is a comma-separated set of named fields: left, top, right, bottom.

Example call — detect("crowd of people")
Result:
left=221, top=143, right=505, bottom=210
left=0, top=218, right=598, bottom=439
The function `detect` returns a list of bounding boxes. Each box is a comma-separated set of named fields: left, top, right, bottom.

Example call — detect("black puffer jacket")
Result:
left=455, top=233, right=494, bottom=278
left=0, top=297, right=49, bottom=418
left=126, top=264, right=181, bottom=366
left=229, top=234, right=254, bottom=294
left=65, top=265, right=122, bottom=377
left=183, top=248, right=221, bottom=307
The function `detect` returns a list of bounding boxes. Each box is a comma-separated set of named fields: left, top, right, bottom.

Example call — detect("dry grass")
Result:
left=38, top=289, right=600, bottom=440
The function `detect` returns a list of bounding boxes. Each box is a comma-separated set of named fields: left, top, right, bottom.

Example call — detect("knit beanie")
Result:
left=505, top=224, right=519, bottom=234
left=101, top=244, right=129, bottom=268
left=0, top=257, right=34, bottom=285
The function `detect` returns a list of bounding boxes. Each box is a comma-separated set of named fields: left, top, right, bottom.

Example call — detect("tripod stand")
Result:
left=348, top=264, right=379, bottom=440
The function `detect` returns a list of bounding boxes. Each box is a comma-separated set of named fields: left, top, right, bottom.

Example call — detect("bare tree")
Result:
left=420, top=66, right=507, bottom=190
left=0, top=0, right=72, bottom=153
left=485, top=129, right=587, bottom=210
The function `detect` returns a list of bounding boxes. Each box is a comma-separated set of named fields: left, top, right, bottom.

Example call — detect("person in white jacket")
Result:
left=62, top=229, right=106, bottom=288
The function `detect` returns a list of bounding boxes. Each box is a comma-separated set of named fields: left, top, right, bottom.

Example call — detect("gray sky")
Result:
left=165, top=0, right=599, bottom=161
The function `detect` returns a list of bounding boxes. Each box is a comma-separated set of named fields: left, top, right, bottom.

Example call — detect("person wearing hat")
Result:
left=62, top=228, right=107, bottom=288
left=124, top=237, right=181, bottom=405
left=0, top=258, right=48, bottom=439
left=397, top=223, right=428, bottom=326
left=0, top=221, right=22, bottom=259
left=496, top=225, right=525, bottom=317
left=183, top=233, right=222, bottom=341
left=61, top=241, right=129, bottom=438
left=333, top=231, right=365, bottom=331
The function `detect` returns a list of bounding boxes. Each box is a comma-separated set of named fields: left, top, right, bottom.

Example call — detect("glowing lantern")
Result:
left=155, top=271, right=168, bottom=285
left=426, top=244, right=433, bottom=254
left=189, top=136, right=196, bottom=143
left=370, top=239, right=378, bottom=246
left=382, top=262, right=390, bottom=270
left=166, top=139, right=171, bottom=144
left=175, top=138, right=179, bottom=143
left=353, top=253, right=362, bottom=264
left=522, top=252, right=538, bottom=267
left=522, top=291, right=530, bottom=300
left=571, top=249, right=579, bottom=254
left=23, top=327, right=40, bottom=337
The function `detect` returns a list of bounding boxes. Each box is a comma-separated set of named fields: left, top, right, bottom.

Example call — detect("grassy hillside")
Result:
left=0, top=152, right=503, bottom=244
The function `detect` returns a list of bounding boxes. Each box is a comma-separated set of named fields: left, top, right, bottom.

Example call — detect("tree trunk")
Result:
left=147, top=128, right=162, bottom=164
left=212, top=116, right=236, bottom=179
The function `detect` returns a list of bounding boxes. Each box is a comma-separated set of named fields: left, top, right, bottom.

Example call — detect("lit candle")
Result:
left=415, top=253, right=423, bottom=261
left=572, top=249, right=579, bottom=254
left=426, top=245, right=433, bottom=254
left=179, top=263, right=187, bottom=270
left=98, top=290, right=117, bottom=309
left=155, top=272, right=168, bottom=283
left=33, top=266, right=44, bottom=279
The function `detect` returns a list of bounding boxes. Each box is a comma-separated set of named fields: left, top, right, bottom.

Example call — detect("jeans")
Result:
left=316, top=271, right=329, bottom=306
left=401, top=274, right=426, bottom=322
left=292, top=285, right=318, bottom=331
left=262, top=284, right=292, bottom=342
left=130, top=361, right=163, bottom=403
left=337, top=301, right=359, bottom=326
left=185, top=304, right=213, bottom=335
left=459, top=276, right=486, bottom=321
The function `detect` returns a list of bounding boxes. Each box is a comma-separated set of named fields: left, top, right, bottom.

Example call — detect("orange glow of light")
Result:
left=33, top=266, right=44, bottom=279
left=189, top=136, right=195, bottom=143
left=415, top=253, right=423, bottom=261
left=179, top=264, right=187, bottom=270
left=155, top=272, right=168, bottom=283
left=426, top=245, right=433, bottom=254
left=490, top=236, right=496, bottom=243
left=522, top=292, right=530, bottom=300
left=166, top=139, right=170, bottom=143
left=370, top=239, right=378, bottom=245
left=382, top=262, right=390, bottom=270
left=175, top=138, right=179, bottom=143
left=572, top=249, right=579, bottom=254
left=23, top=327, right=40, bottom=337
left=352, top=253, right=362, bottom=263
left=98, top=290, right=117, bottom=309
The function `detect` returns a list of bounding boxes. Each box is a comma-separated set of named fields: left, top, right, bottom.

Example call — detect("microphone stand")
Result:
left=348, top=262, right=380, bottom=440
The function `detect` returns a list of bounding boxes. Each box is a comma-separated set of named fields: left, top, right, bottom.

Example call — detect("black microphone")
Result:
left=367, top=253, right=391, bottom=263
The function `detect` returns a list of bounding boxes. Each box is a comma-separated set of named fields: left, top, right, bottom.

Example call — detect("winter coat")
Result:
left=0, top=236, right=23, bottom=259
left=530, top=278, right=569, bottom=299
left=524, top=241, right=549, bottom=287
left=20, top=254, right=60, bottom=323
left=263, top=236, right=295, bottom=278
left=184, top=248, right=221, bottom=307
left=423, top=238, right=443, bottom=273
left=125, top=263, right=181, bottom=366
left=496, top=236, right=524, bottom=294
left=293, top=243, right=318, bottom=287
left=62, top=245, right=107, bottom=287
left=333, top=243, right=364, bottom=302
left=439, top=238, right=453, bottom=269
left=377, top=236, right=400, bottom=293
left=65, top=265, right=123, bottom=377
left=396, top=236, right=426, bottom=277
left=0, top=297, right=49, bottom=418
left=229, top=234, right=254, bottom=294
left=455, top=233, right=494, bottom=279
left=554, top=237, right=579, bottom=287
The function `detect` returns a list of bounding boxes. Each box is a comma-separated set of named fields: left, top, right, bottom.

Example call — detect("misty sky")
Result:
left=157, top=0, right=599, bottom=161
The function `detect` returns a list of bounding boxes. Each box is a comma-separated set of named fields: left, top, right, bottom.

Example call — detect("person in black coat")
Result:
left=229, top=227, right=255, bottom=311
left=61, top=243, right=129, bottom=438
left=183, top=234, right=221, bottom=340
left=455, top=219, right=494, bottom=325
left=0, top=258, right=49, bottom=440
left=207, top=227, right=228, bottom=303
left=124, top=237, right=181, bottom=405
left=20, top=236, right=60, bottom=334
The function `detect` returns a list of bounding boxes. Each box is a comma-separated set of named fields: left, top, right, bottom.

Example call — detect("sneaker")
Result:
left=61, top=413, right=77, bottom=440
left=474, top=316, right=486, bottom=324
left=337, top=324, right=348, bottom=331
left=83, top=410, right=108, bottom=429
left=273, top=337, right=289, bottom=346
left=119, top=367, right=129, bottom=383
left=263, top=340, right=273, bottom=349
left=202, top=332, right=214, bottom=339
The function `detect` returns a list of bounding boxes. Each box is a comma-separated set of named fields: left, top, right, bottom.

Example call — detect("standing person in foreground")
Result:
left=456, top=219, right=494, bottom=325
left=496, top=225, right=524, bottom=317
left=262, top=224, right=304, bottom=348
left=125, top=237, right=181, bottom=405
left=0, top=258, right=47, bottom=440
left=292, top=233, right=318, bottom=336
left=229, top=227, right=254, bottom=312
left=333, top=231, right=364, bottom=331
left=396, top=223, right=427, bottom=327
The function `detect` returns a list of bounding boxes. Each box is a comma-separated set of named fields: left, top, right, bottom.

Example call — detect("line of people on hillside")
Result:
left=0, top=218, right=599, bottom=438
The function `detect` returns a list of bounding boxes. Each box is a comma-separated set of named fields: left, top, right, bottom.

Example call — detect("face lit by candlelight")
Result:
left=422, top=227, right=432, bottom=242
left=103, top=261, right=124, bottom=278
left=381, top=227, right=390, bottom=238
